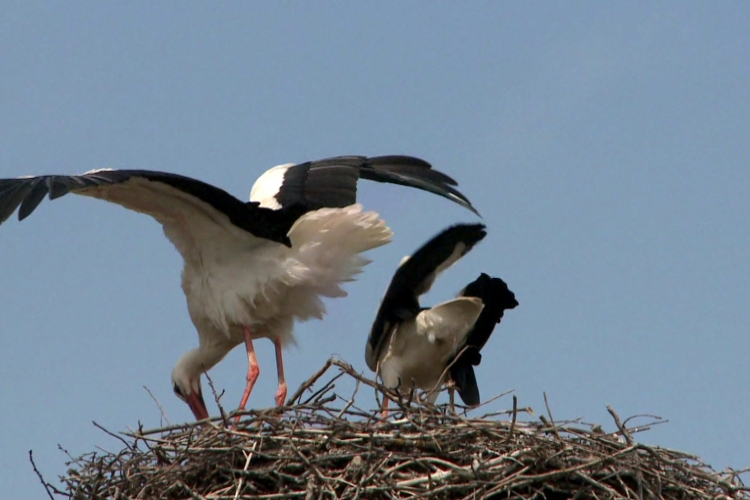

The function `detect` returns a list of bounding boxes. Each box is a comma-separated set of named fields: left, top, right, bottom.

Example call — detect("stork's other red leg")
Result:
left=236, top=325, right=260, bottom=422
left=274, top=339, right=287, bottom=407
left=380, top=396, right=390, bottom=420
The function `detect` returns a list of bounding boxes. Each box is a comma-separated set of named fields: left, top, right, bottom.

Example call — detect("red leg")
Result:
left=380, top=396, right=390, bottom=419
left=274, top=340, right=287, bottom=407
left=236, top=326, right=260, bottom=422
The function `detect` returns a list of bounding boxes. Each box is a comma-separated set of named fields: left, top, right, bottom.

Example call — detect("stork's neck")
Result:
left=174, top=344, right=232, bottom=381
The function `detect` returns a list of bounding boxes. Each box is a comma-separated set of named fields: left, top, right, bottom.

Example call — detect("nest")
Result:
left=34, top=359, right=748, bottom=500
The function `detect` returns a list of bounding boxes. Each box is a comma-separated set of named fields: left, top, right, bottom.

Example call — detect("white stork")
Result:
left=365, top=223, right=518, bottom=412
left=0, top=155, right=477, bottom=420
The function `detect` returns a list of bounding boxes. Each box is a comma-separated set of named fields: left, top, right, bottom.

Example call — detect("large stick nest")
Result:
left=37, top=359, right=748, bottom=500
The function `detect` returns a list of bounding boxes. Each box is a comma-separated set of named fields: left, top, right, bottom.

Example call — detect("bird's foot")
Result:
left=275, top=382, right=288, bottom=407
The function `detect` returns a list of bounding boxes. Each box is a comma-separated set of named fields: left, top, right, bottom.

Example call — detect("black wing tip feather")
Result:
left=366, top=155, right=454, bottom=183
left=367, top=155, right=432, bottom=167
left=452, top=364, right=481, bottom=406
left=361, top=155, right=479, bottom=216
left=406, top=222, right=487, bottom=271
left=273, top=154, right=478, bottom=215
left=0, top=177, right=54, bottom=225
left=407, top=222, right=487, bottom=260
left=438, top=223, right=487, bottom=249
left=18, top=179, right=51, bottom=220
left=390, top=222, right=487, bottom=298
left=0, top=172, right=134, bottom=225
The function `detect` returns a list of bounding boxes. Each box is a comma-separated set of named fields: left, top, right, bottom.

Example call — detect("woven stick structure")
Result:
left=34, top=359, right=749, bottom=499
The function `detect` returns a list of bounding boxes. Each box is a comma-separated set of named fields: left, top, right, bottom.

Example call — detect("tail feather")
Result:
left=281, top=204, right=392, bottom=320
left=452, top=364, right=480, bottom=406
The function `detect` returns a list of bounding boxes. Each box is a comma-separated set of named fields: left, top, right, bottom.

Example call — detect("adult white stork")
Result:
left=0, top=155, right=477, bottom=420
left=365, top=223, right=518, bottom=411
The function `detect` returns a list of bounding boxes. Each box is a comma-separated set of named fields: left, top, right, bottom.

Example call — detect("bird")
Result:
left=365, top=223, right=518, bottom=413
left=0, top=155, right=477, bottom=420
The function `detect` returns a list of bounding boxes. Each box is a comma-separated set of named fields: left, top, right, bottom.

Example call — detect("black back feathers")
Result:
left=449, top=274, right=518, bottom=406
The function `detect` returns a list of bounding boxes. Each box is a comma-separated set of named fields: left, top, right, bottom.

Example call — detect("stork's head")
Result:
left=171, top=352, right=209, bottom=420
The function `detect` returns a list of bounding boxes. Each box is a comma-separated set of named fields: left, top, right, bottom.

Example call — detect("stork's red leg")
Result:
left=274, top=339, right=287, bottom=407
left=236, top=326, right=260, bottom=422
left=380, top=396, right=390, bottom=419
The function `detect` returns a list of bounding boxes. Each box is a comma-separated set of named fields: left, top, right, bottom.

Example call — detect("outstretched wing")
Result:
left=449, top=273, right=519, bottom=406
left=365, top=223, right=487, bottom=371
left=1, top=155, right=477, bottom=283
left=250, top=155, right=479, bottom=215
left=0, top=170, right=299, bottom=266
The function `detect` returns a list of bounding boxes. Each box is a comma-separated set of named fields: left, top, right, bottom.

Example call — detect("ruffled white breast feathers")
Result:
left=182, top=204, right=392, bottom=345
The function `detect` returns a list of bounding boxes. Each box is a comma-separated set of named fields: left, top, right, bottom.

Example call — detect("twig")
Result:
left=543, top=392, right=563, bottom=443
left=470, top=388, right=514, bottom=412
left=337, top=378, right=362, bottom=420
left=287, top=358, right=334, bottom=405
left=28, top=450, right=55, bottom=500
left=205, top=370, right=229, bottom=426
left=51, top=358, right=747, bottom=500
left=607, top=404, right=634, bottom=445
left=509, top=394, right=518, bottom=439
left=143, top=384, right=172, bottom=426
left=233, top=442, right=257, bottom=500
left=302, top=371, right=344, bottom=405
left=175, top=479, right=209, bottom=500
left=93, top=420, right=134, bottom=450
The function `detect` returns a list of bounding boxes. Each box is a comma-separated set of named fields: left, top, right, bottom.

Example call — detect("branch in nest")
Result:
left=43, top=357, right=749, bottom=500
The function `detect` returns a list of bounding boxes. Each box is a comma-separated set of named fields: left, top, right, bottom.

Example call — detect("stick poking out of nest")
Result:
left=34, top=359, right=749, bottom=499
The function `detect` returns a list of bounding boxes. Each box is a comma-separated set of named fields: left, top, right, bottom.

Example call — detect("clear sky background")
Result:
left=1, top=3, right=749, bottom=497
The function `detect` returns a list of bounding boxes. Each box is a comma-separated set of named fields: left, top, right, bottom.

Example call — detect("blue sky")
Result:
left=1, top=3, right=749, bottom=497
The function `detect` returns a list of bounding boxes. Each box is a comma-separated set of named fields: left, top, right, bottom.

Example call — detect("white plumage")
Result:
left=173, top=202, right=392, bottom=417
left=377, top=297, right=484, bottom=402
left=367, top=223, right=518, bottom=410
left=181, top=203, right=390, bottom=339
left=0, top=155, right=476, bottom=420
